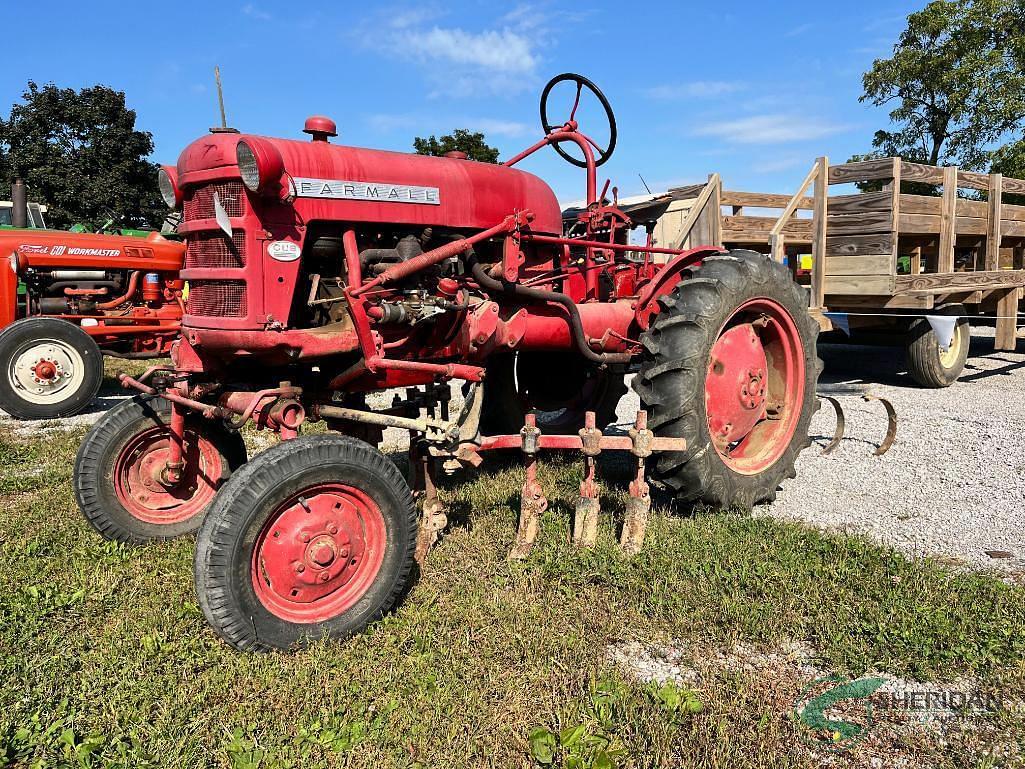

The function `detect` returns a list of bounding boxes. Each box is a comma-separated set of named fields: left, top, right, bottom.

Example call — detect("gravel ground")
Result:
left=618, top=326, right=1025, bottom=578
left=3, top=327, right=1023, bottom=576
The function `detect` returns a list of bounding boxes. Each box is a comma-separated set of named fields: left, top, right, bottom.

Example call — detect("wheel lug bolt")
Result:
left=296, top=563, right=305, bottom=573
left=327, top=524, right=338, bottom=535
left=319, top=572, right=330, bottom=582
left=300, top=533, right=310, bottom=543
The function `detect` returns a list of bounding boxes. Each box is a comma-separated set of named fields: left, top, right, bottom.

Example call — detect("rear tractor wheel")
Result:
left=633, top=251, right=820, bottom=508
left=74, top=395, right=247, bottom=542
left=194, top=434, right=417, bottom=652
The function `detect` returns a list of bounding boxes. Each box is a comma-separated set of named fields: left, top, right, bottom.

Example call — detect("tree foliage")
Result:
left=990, top=137, right=1025, bottom=202
left=859, top=0, right=1025, bottom=170
left=0, top=81, right=164, bottom=230
left=413, top=129, right=500, bottom=163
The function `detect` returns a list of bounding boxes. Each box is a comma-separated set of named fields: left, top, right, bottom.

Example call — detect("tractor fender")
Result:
left=633, top=246, right=723, bottom=330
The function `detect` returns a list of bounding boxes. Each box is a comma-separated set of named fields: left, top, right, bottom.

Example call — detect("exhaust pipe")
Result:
left=11, top=179, right=28, bottom=229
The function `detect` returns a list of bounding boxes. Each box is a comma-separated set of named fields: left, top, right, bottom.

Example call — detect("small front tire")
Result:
left=74, top=395, right=247, bottom=542
left=194, top=434, right=417, bottom=652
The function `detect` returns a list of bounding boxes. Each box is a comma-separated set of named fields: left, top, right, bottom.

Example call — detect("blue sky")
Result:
left=3, top=0, right=923, bottom=204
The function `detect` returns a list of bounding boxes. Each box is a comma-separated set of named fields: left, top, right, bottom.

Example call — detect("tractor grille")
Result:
left=185, top=231, right=247, bottom=269
left=184, top=181, right=245, bottom=221
left=186, top=280, right=247, bottom=317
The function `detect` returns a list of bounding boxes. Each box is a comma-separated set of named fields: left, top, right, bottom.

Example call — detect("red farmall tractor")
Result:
left=73, top=74, right=820, bottom=651
left=0, top=190, right=185, bottom=419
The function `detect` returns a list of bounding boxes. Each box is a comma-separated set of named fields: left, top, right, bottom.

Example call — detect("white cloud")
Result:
left=752, top=155, right=805, bottom=173
left=783, top=22, right=813, bottom=38
left=366, top=113, right=530, bottom=138
left=241, top=3, right=272, bottom=21
left=644, top=81, right=746, bottom=100
left=693, top=114, right=848, bottom=144
left=359, top=6, right=544, bottom=96
left=398, top=27, right=537, bottom=75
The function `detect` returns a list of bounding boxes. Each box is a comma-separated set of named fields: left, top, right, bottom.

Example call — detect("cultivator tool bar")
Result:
left=507, top=410, right=686, bottom=560
left=819, top=390, right=897, bottom=456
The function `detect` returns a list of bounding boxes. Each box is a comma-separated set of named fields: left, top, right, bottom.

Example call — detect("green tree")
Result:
left=990, top=136, right=1025, bottom=202
left=413, top=129, right=500, bottom=163
left=858, top=0, right=1025, bottom=170
left=0, top=81, right=164, bottom=230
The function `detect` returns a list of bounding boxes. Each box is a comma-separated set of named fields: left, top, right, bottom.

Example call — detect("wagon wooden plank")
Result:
left=824, top=254, right=893, bottom=275
left=828, top=158, right=896, bottom=184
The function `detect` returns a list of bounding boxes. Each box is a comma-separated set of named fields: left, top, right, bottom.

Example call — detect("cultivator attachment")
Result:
left=507, top=410, right=686, bottom=560
left=818, top=389, right=897, bottom=457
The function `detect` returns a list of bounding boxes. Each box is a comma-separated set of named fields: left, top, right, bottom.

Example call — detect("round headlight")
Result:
left=236, top=139, right=284, bottom=194
left=158, top=166, right=181, bottom=209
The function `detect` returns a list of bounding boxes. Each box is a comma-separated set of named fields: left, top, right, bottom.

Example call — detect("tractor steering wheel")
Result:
left=540, top=73, right=617, bottom=168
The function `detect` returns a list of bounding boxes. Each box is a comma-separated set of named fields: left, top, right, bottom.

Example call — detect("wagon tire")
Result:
left=194, top=434, right=417, bottom=652
left=74, top=395, right=247, bottom=542
left=0, top=317, right=103, bottom=420
left=633, top=251, right=821, bottom=509
left=904, top=305, right=969, bottom=388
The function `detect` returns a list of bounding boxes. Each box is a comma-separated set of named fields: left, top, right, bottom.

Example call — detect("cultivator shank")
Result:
left=504, top=409, right=685, bottom=560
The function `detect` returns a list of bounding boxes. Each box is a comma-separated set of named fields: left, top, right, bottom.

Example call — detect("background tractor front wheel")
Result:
left=194, top=434, right=417, bottom=652
left=74, top=395, right=247, bottom=542
left=633, top=251, right=821, bottom=509
left=0, top=317, right=103, bottom=420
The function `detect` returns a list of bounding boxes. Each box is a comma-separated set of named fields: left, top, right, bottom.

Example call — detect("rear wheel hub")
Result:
left=704, top=299, right=805, bottom=475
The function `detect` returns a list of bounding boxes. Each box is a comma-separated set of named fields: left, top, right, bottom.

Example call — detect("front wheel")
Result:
left=74, top=395, right=247, bottom=542
left=194, top=434, right=417, bottom=652
left=0, top=317, right=103, bottom=420
left=633, top=251, right=821, bottom=508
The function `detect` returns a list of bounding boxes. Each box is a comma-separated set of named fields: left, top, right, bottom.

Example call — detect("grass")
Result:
left=1, top=368, right=1024, bottom=767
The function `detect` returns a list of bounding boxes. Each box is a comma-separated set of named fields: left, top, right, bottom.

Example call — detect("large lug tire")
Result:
left=904, top=306, right=969, bottom=388
left=194, top=434, right=417, bottom=652
left=0, top=317, right=103, bottom=420
left=74, top=395, right=247, bottom=542
left=633, top=251, right=821, bottom=509
left=480, top=352, right=628, bottom=435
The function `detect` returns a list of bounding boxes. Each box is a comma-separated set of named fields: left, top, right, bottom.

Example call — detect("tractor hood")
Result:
left=175, top=129, right=565, bottom=235
left=0, top=229, right=184, bottom=273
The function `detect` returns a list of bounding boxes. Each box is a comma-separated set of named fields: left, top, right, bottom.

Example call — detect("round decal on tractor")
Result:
left=268, top=241, right=301, bottom=262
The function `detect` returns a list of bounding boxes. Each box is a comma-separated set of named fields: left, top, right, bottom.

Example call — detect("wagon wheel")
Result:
left=540, top=73, right=617, bottom=168
left=74, top=395, right=247, bottom=542
left=194, top=434, right=416, bottom=652
left=633, top=251, right=821, bottom=509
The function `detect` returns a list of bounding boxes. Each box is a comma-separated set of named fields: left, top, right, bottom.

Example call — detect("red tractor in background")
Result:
left=0, top=181, right=185, bottom=419
left=74, top=74, right=820, bottom=651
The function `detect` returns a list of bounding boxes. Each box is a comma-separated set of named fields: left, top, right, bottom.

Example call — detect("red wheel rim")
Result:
left=251, top=484, right=387, bottom=624
left=704, top=298, right=806, bottom=475
left=113, top=427, right=225, bottom=524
